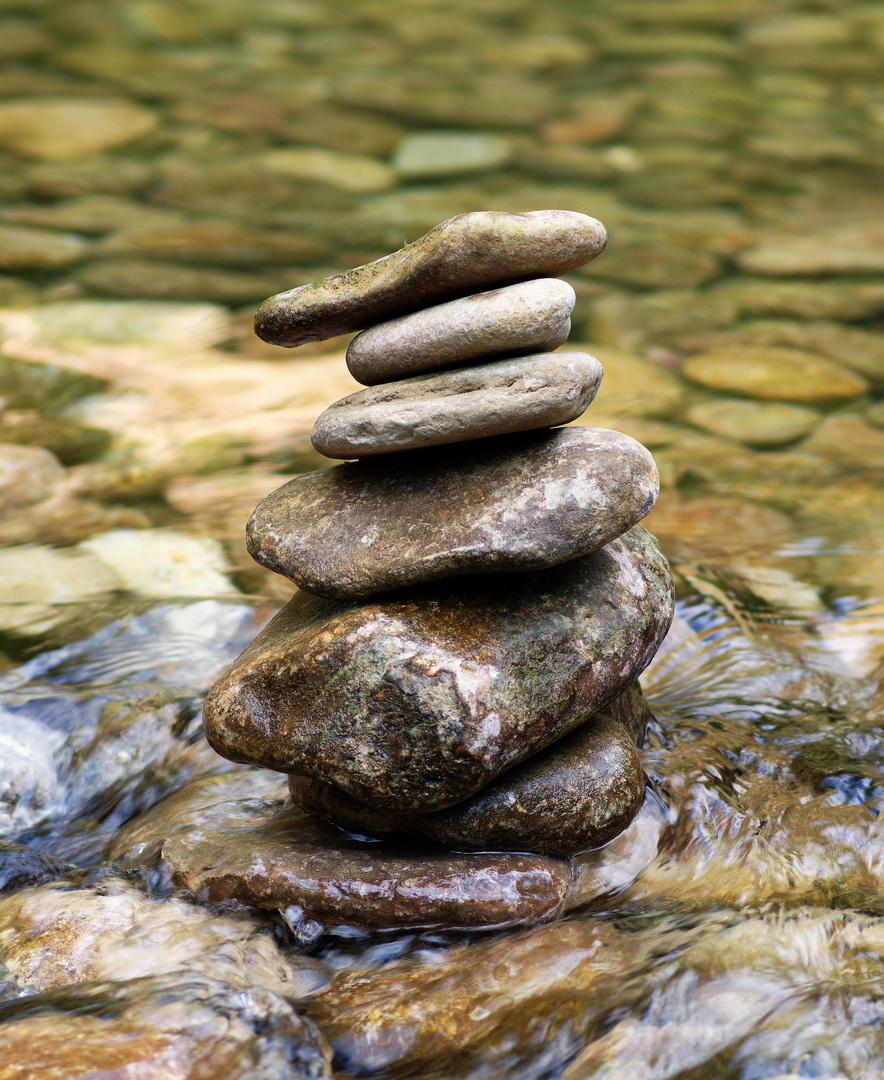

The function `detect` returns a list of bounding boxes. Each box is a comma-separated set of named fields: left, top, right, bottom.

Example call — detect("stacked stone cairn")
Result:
left=202, top=210, right=674, bottom=931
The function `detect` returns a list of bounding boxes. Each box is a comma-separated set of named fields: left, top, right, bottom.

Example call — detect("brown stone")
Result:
left=289, top=712, right=646, bottom=857
left=164, top=805, right=571, bottom=931
left=254, top=210, right=606, bottom=347
left=204, top=525, right=673, bottom=812
left=247, top=427, right=659, bottom=600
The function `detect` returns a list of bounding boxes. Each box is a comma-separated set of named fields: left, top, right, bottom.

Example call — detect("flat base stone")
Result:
left=164, top=805, right=572, bottom=932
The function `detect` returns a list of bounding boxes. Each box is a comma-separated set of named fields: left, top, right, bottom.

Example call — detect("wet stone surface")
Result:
left=248, top=427, right=659, bottom=600
left=289, top=711, right=645, bottom=857
left=163, top=804, right=572, bottom=932
left=205, top=525, right=673, bottom=812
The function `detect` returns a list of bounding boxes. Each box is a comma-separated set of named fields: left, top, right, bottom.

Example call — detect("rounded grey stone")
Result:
left=345, top=278, right=576, bottom=385
left=289, top=712, right=646, bottom=857
left=204, top=524, right=674, bottom=813
left=254, top=210, right=607, bottom=347
left=311, top=351, right=603, bottom=459
left=247, top=426, right=659, bottom=601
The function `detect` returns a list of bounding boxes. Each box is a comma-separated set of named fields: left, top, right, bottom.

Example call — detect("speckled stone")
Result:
left=254, top=210, right=606, bottom=347
left=203, top=525, right=673, bottom=813
left=289, top=712, right=645, bottom=857
left=311, top=351, right=602, bottom=458
left=247, top=427, right=659, bottom=600
left=163, top=804, right=572, bottom=931
left=345, top=278, right=575, bottom=385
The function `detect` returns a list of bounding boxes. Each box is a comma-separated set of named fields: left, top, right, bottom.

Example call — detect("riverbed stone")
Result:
left=345, top=278, right=576, bottom=384
left=0, top=98, right=159, bottom=160
left=163, top=804, right=572, bottom=931
left=684, top=399, right=820, bottom=447
left=204, top=524, right=673, bottom=812
left=312, top=351, right=602, bottom=458
left=0, top=974, right=334, bottom=1080
left=681, top=345, right=869, bottom=405
left=255, top=210, right=607, bottom=347
left=0, top=877, right=327, bottom=998
left=247, top=427, right=659, bottom=600
left=289, top=712, right=645, bottom=857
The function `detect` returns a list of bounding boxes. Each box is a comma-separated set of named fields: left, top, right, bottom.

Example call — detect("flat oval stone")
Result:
left=311, top=351, right=603, bottom=459
left=247, top=427, right=659, bottom=600
left=204, top=524, right=674, bottom=812
left=254, top=210, right=606, bottom=347
left=345, top=278, right=576, bottom=385
left=163, top=805, right=571, bottom=931
left=289, top=713, right=645, bottom=857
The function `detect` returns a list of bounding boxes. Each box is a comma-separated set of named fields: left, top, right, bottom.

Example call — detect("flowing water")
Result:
left=0, top=0, right=884, bottom=1077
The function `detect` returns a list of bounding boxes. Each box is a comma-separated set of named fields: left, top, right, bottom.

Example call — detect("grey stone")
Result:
left=203, top=524, right=674, bottom=812
left=311, top=351, right=602, bottom=459
left=345, top=278, right=576, bottom=385
left=163, top=805, right=572, bottom=931
left=255, top=210, right=607, bottom=347
left=289, top=712, right=646, bottom=857
left=247, top=427, right=659, bottom=600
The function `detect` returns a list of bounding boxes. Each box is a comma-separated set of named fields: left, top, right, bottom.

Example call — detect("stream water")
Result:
left=1, top=0, right=884, bottom=1077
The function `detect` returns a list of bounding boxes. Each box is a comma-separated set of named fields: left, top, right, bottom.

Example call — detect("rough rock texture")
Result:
left=204, top=525, right=674, bottom=812
left=247, top=427, right=659, bottom=600
left=255, top=210, right=606, bottom=347
left=163, top=805, right=571, bottom=931
left=311, top=351, right=603, bottom=458
left=289, top=712, right=645, bottom=857
left=345, top=278, right=575, bottom=384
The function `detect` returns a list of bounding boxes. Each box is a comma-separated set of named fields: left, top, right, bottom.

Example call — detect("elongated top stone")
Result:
left=204, top=525, right=674, bottom=812
left=311, top=351, right=603, bottom=458
left=346, top=278, right=575, bottom=384
left=254, top=210, right=607, bottom=347
left=248, top=426, right=659, bottom=600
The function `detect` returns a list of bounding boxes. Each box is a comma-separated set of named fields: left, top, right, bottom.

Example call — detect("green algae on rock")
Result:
left=204, top=525, right=673, bottom=813
left=254, top=210, right=606, bottom=347
left=247, top=427, right=659, bottom=600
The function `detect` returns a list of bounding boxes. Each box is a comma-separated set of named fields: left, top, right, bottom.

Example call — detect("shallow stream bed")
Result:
left=1, top=0, right=883, bottom=1077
